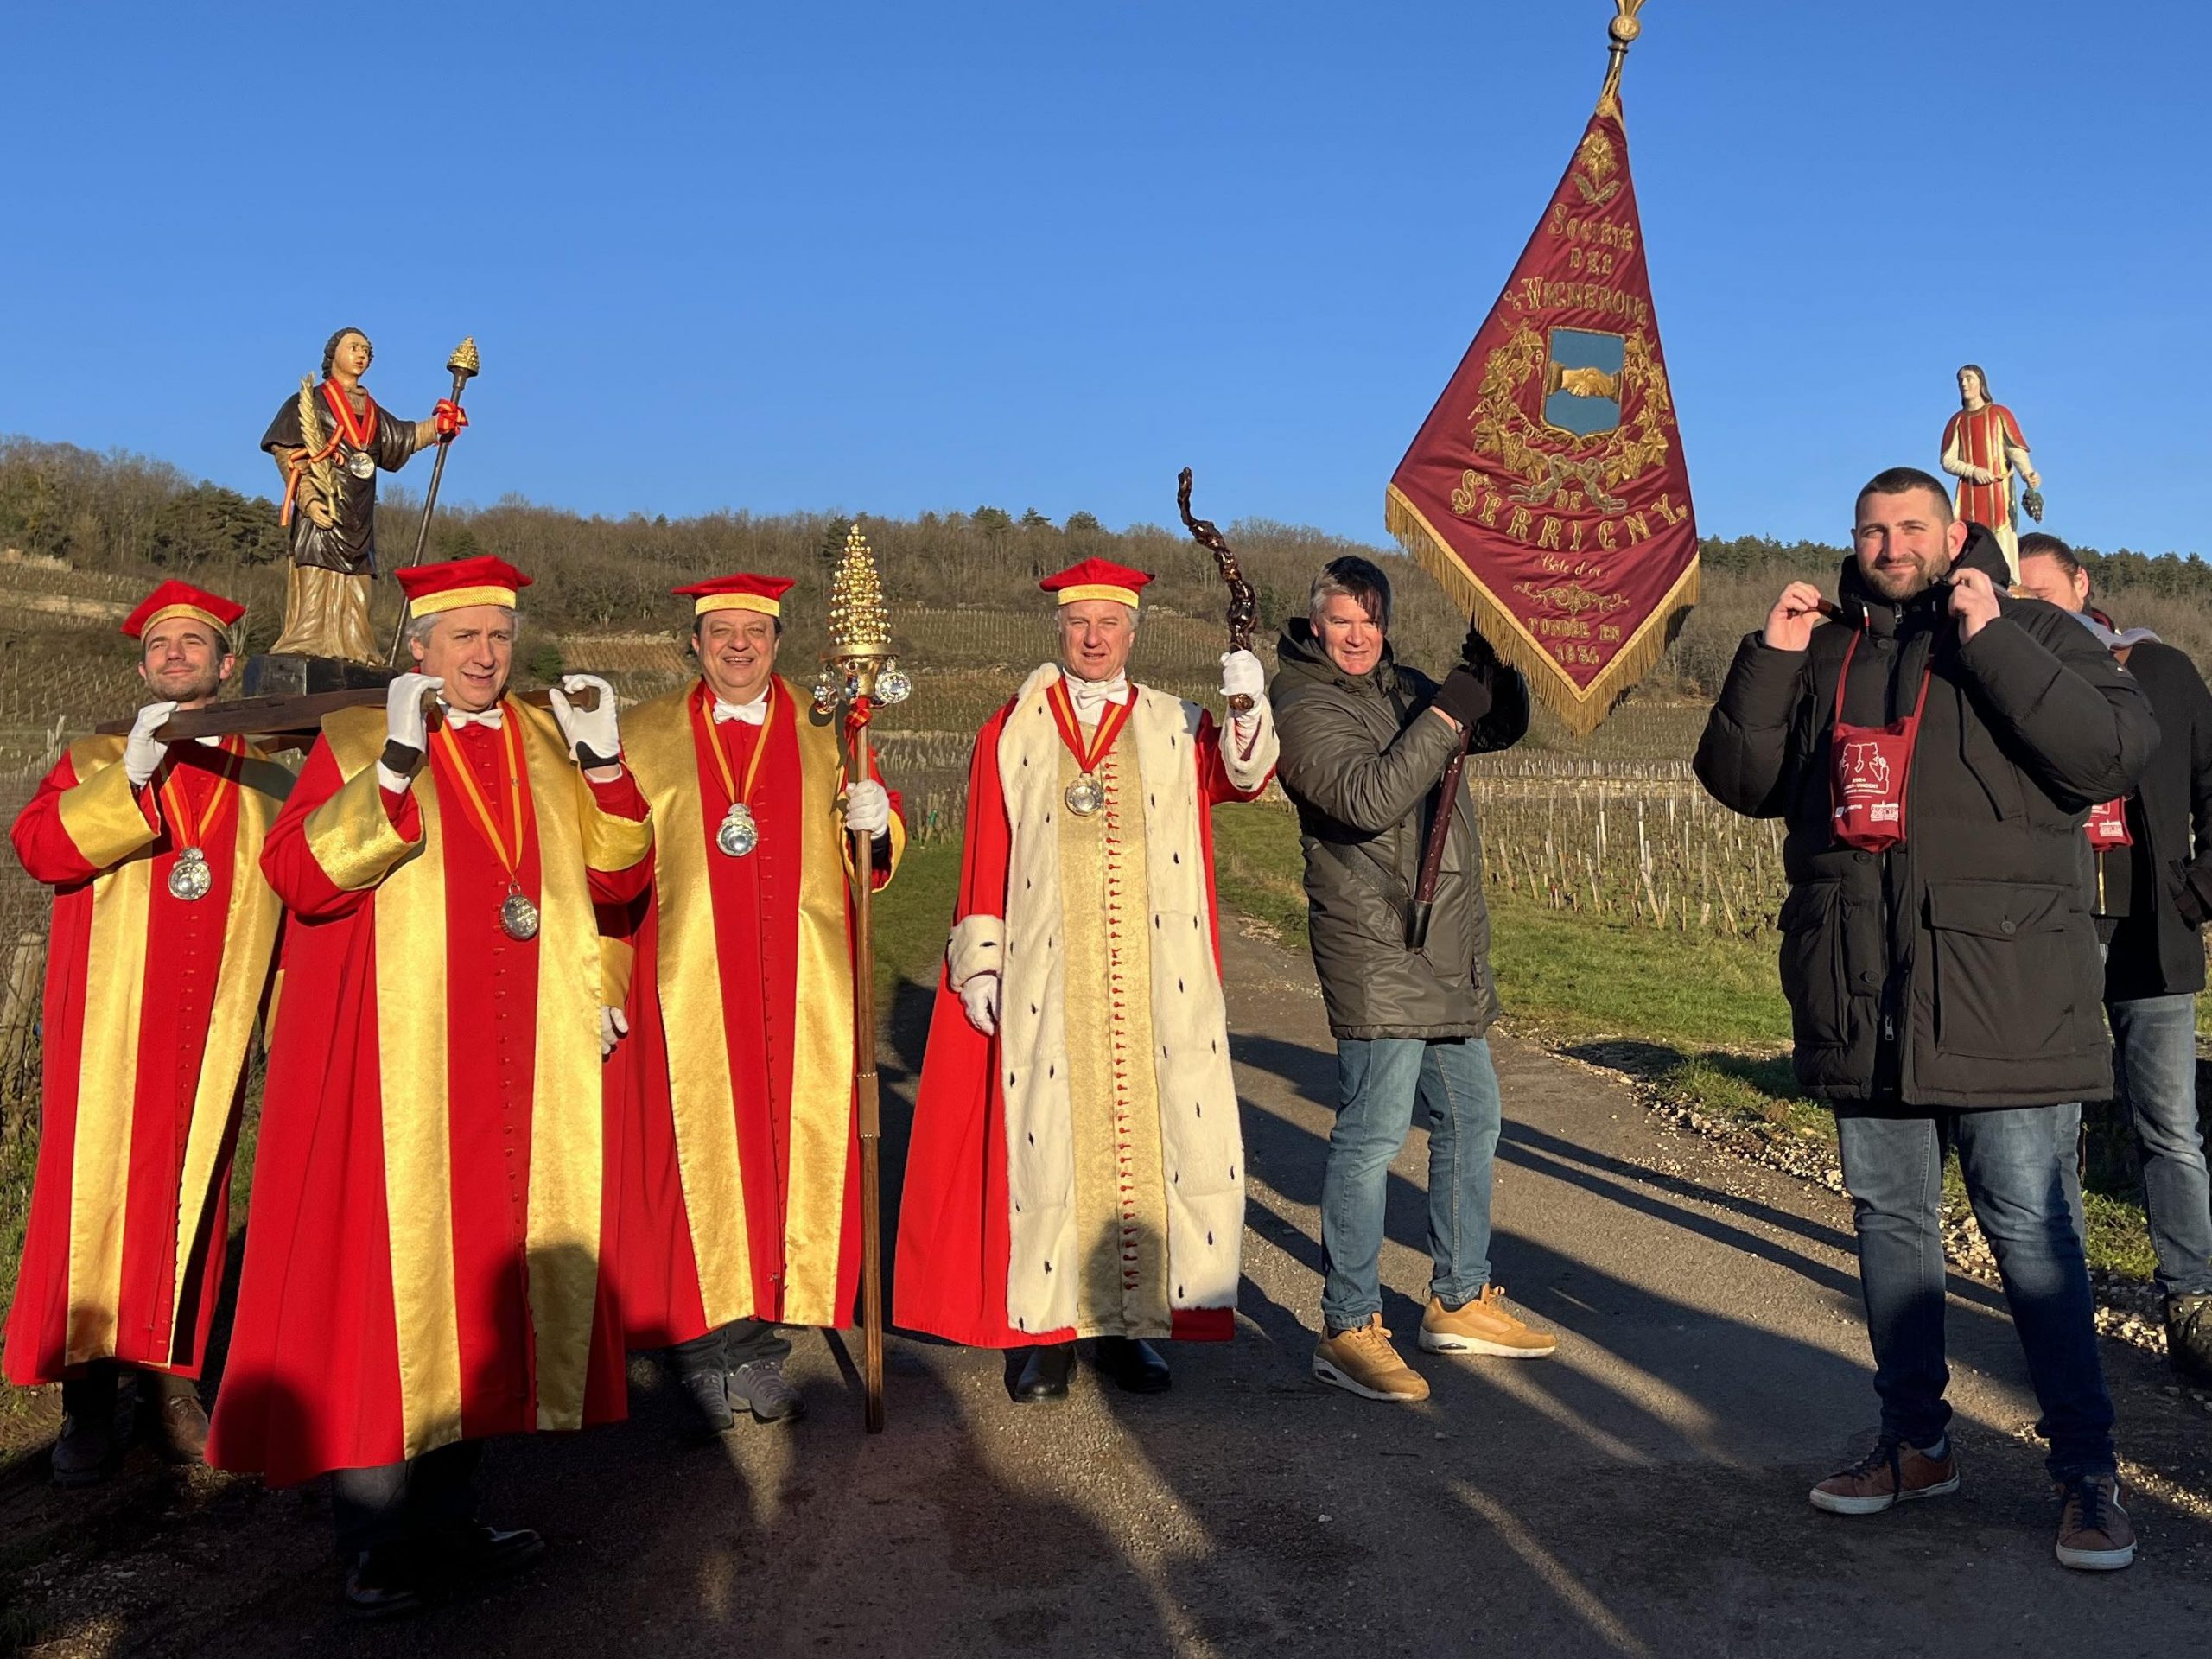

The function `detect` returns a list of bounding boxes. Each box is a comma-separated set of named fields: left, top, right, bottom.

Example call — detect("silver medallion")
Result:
left=874, top=666, right=912, bottom=706
left=346, top=448, right=378, bottom=480
left=1064, top=772, right=1105, bottom=817
left=167, top=846, right=213, bottom=902
left=716, top=802, right=760, bottom=858
left=499, top=890, right=541, bottom=942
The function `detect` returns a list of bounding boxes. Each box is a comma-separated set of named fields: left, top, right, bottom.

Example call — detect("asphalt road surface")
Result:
left=7, top=925, right=2211, bottom=1656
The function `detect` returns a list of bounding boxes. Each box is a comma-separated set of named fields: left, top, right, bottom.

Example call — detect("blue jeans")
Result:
left=1319, top=1037, right=1500, bottom=1333
left=2110, top=993, right=2212, bottom=1298
left=1834, top=1106, right=2116, bottom=1480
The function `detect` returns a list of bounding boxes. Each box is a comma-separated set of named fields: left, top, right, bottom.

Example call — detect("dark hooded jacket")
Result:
left=1270, top=620, right=1529, bottom=1040
left=2093, top=634, right=2212, bottom=1001
left=1694, top=527, right=2158, bottom=1108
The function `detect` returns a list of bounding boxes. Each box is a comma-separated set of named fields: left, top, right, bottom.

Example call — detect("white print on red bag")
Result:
left=1838, top=741, right=1893, bottom=806
left=2085, top=798, right=2133, bottom=849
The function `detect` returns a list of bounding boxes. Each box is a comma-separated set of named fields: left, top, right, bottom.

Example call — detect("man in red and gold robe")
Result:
left=206, top=556, right=652, bottom=1617
left=607, top=573, right=903, bottom=1435
left=6, top=582, right=286, bottom=1484
left=1940, top=363, right=2040, bottom=578
left=896, top=557, right=1276, bottom=1402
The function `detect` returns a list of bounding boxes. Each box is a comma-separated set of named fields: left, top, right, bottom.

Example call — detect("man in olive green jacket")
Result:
left=1271, top=556, right=1554, bottom=1403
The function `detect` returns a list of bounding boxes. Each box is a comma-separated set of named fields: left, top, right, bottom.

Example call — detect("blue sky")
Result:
left=2, top=2, right=2202, bottom=555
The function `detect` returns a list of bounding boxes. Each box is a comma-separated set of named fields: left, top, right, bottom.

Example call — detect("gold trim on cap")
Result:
left=140, top=604, right=232, bottom=639
left=1055, top=583, right=1140, bottom=607
left=406, top=583, right=518, bottom=618
left=693, top=594, right=782, bottom=618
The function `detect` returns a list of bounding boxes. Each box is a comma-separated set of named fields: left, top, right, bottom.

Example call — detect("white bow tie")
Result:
left=442, top=704, right=504, bottom=731
left=1063, top=671, right=1128, bottom=724
left=712, top=694, right=770, bottom=726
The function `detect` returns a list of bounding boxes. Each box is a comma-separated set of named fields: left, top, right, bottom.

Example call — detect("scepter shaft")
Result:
left=1177, top=467, right=1258, bottom=715
left=385, top=339, right=480, bottom=664
left=848, top=716, right=887, bottom=1434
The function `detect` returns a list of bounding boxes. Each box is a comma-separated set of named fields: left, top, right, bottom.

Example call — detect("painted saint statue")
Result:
left=1939, top=364, right=2040, bottom=579
left=259, top=327, right=467, bottom=662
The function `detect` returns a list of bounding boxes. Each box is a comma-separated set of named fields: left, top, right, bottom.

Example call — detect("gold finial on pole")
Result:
left=814, top=518, right=905, bottom=1436
left=1596, top=0, right=1645, bottom=118
left=447, top=335, right=481, bottom=381
left=813, top=521, right=911, bottom=711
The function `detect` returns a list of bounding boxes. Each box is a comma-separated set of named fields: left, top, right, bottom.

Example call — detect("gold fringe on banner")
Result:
left=1385, top=484, right=1698, bottom=737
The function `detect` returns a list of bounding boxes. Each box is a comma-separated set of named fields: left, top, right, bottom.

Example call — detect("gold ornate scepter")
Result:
left=384, top=336, right=480, bottom=666
left=813, top=524, right=911, bottom=1435
left=1176, top=467, right=1258, bottom=715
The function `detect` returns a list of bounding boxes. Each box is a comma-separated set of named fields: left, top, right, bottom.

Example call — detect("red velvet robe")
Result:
left=206, top=702, right=651, bottom=1484
left=608, top=677, right=902, bottom=1346
left=4, top=736, right=286, bottom=1385
left=894, top=671, right=1274, bottom=1349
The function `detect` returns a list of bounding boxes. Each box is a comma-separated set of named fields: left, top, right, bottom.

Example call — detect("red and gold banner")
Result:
left=1387, top=27, right=1695, bottom=734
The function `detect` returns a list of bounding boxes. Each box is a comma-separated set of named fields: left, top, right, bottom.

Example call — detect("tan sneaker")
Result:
left=1418, top=1287, right=1557, bottom=1358
left=1808, top=1438, right=1960, bottom=1516
left=2055, top=1474, right=2136, bottom=1571
left=1313, top=1315, right=1430, bottom=1402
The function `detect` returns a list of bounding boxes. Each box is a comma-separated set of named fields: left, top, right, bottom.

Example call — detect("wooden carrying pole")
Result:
left=96, top=682, right=598, bottom=749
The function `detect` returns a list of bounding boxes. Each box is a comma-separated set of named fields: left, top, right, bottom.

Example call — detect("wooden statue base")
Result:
left=241, top=654, right=397, bottom=698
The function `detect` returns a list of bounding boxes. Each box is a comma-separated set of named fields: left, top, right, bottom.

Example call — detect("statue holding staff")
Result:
left=259, top=327, right=467, bottom=664
left=1939, top=363, right=2041, bottom=579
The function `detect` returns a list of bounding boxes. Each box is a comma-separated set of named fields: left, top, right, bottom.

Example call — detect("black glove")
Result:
left=2171, top=861, right=2212, bottom=930
left=1459, top=622, right=1503, bottom=679
left=1427, top=664, right=1492, bottom=733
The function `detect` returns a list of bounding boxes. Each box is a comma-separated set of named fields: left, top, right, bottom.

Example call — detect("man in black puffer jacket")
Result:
left=2015, top=532, right=2212, bottom=1386
left=1696, top=467, right=2156, bottom=1572
left=1273, top=556, right=1554, bottom=1406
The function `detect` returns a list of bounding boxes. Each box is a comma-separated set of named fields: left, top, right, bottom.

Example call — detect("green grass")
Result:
left=871, top=837, right=963, bottom=1014
left=1209, top=804, right=1313, bottom=950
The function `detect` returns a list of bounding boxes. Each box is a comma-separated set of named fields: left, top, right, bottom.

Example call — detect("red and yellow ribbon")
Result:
left=155, top=738, right=243, bottom=854
left=431, top=710, right=531, bottom=887
left=691, top=683, right=778, bottom=817
left=1045, top=677, right=1135, bottom=778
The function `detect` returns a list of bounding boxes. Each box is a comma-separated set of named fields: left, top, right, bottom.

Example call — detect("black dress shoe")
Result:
left=51, top=1414, right=117, bottom=1487
left=151, top=1389, right=211, bottom=1465
left=449, top=1524, right=547, bottom=1583
left=678, top=1365, right=735, bottom=1439
left=343, top=1549, right=425, bottom=1621
left=1091, top=1336, right=1172, bottom=1395
left=1009, top=1343, right=1076, bottom=1402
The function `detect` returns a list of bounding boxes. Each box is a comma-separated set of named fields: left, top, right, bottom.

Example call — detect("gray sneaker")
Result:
left=729, top=1359, right=804, bottom=1425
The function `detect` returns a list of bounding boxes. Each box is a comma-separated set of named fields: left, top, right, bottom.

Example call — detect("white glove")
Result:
left=1220, top=650, right=1266, bottom=705
left=845, top=779, right=891, bottom=838
left=386, top=672, right=442, bottom=753
left=124, top=701, right=178, bottom=786
left=958, top=972, right=1001, bottom=1036
left=600, top=1005, right=629, bottom=1058
left=549, top=673, right=621, bottom=764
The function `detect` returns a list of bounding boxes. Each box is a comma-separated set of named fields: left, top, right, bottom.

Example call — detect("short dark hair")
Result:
left=2017, top=532, right=2083, bottom=577
left=1310, top=556, right=1392, bottom=632
left=1855, top=466, right=1953, bottom=524
left=321, top=327, right=371, bottom=379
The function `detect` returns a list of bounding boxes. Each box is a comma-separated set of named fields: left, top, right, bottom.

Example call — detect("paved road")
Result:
left=9, top=925, right=2212, bottom=1656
